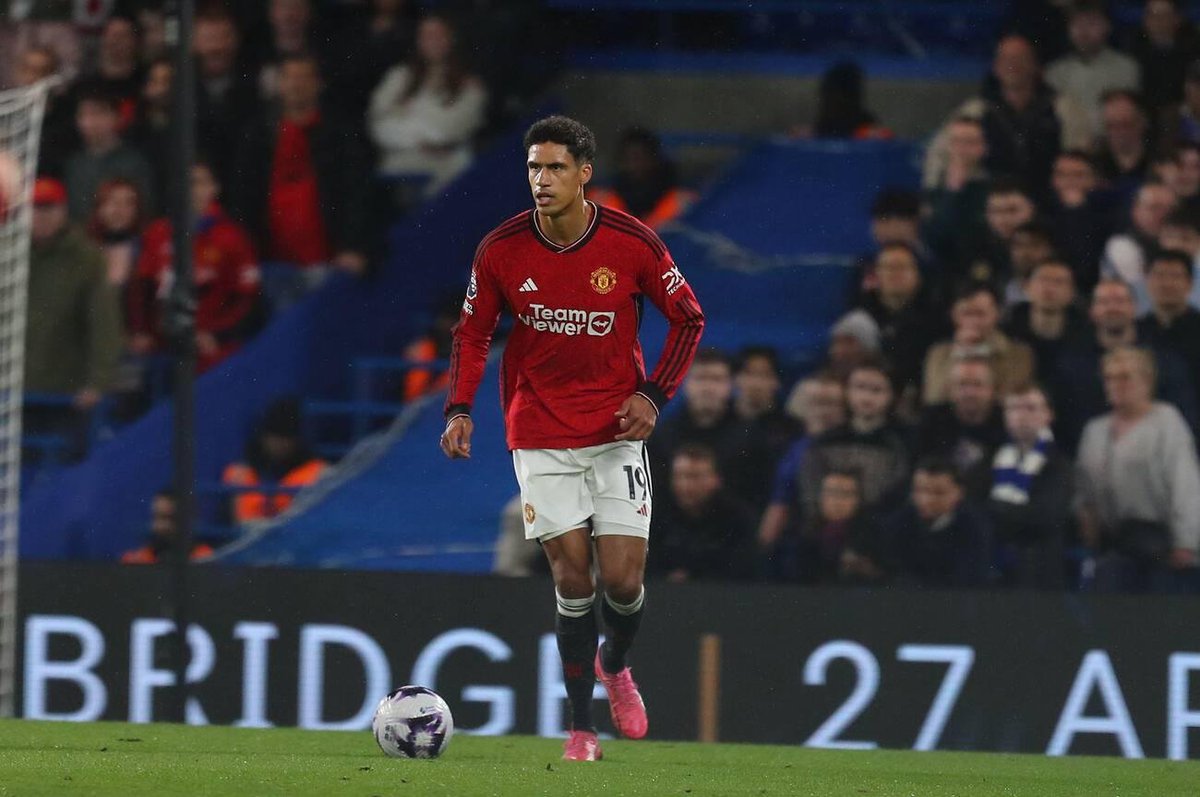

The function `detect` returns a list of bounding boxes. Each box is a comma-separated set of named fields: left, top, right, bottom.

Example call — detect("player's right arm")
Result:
left=441, top=246, right=503, bottom=459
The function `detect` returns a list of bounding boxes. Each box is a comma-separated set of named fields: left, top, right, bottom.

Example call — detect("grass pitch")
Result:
left=1, top=720, right=1197, bottom=796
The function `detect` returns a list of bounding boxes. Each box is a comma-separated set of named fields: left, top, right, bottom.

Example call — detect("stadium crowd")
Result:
left=6, top=1, right=1200, bottom=593
left=623, top=0, right=1200, bottom=595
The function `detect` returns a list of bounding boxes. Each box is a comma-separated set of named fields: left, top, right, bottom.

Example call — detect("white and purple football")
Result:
left=372, top=685, right=454, bottom=759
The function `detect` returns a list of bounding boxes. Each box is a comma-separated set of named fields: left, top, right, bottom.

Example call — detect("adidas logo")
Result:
left=518, top=277, right=539, bottom=293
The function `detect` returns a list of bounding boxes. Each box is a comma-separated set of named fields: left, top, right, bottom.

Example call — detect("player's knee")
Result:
left=604, top=574, right=644, bottom=605
left=553, top=568, right=594, bottom=599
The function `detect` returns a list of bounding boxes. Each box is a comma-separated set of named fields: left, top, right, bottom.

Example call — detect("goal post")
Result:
left=0, top=78, right=51, bottom=719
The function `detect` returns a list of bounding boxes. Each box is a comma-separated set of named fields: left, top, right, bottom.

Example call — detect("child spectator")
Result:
left=86, top=177, right=145, bottom=289
left=651, top=444, right=757, bottom=583
left=984, top=384, right=1073, bottom=589
left=800, top=360, right=910, bottom=525
left=128, top=161, right=262, bottom=373
left=732, top=346, right=798, bottom=464
left=221, top=398, right=328, bottom=523
left=367, top=14, right=487, bottom=199
left=589, top=128, right=696, bottom=230
left=64, top=87, right=156, bottom=222
left=797, top=468, right=873, bottom=584
left=876, top=457, right=996, bottom=589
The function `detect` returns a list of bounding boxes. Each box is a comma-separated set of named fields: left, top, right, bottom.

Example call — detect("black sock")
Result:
left=600, top=588, right=645, bottom=674
left=556, top=591, right=598, bottom=732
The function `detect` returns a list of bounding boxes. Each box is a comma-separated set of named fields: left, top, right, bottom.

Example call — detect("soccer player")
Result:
left=440, top=116, right=704, bottom=761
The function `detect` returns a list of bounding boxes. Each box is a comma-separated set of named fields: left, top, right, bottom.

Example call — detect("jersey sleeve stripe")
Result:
left=599, top=216, right=668, bottom=259
left=653, top=295, right=705, bottom=390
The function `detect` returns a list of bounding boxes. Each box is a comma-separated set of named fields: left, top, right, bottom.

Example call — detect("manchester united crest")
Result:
left=590, top=267, right=617, bottom=294
left=524, top=503, right=536, bottom=524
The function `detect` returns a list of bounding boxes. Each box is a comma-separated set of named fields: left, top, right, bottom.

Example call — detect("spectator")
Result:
left=88, top=14, right=143, bottom=127
left=137, top=7, right=168, bottom=65
left=1076, top=346, right=1200, bottom=592
left=923, top=282, right=1035, bottom=405
left=922, top=34, right=1090, bottom=197
left=15, top=46, right=76, bottom=178
left=984, top=384, right=1073, bottom=589
left=255, top=0, right=323, bottom=103
left=492, top=494, right=544, bottom=577
left=1160, top=60, right=1200, bottom=147
left=128, top=161, right=262, bottom=373
left=1170, top=142, right=1200, bottom=213
left=1157, top=207, right=1200, bottom=300
left=400, top=293, right=459, bottom=401
left=810, top=61, right=891, bottom=140
left=1002, top=220, right=1056, bottom=307
left=922, top=116, right=991, bottom=273
left=1004, top=259, right=1091, bottom=385
left=1138, top=249, right=1200, bottom=392
left=329, top=0, right=415, bottom=120
left=1102, top=179, right=1177, bottom=313
left=64, top=87, right=156, bottom=223
left=221, top=397, right=329, bottom=523
left=120, top=491, right=214, bottom=564
left=193, top=9, right=260, bottom=190
left=762, top=374, right=846, bottom=562
left=1094, top=90, right=1153, bottom=199
left=797, top=469, right=874, bottom=584
left=1046, top=0, right=1140, bottom=136
left=86, top=177, right=145, bottom=290
left=1125, top=0, right=1200, bottom=114
left=231, top=53, right=371, bottom=285
left=128, top=57, right=172, bottom=207
left=800, top=360, right=911, bottom=524
left=876, top=457, right=995, bottom=589
left=367, top=14, right=487, bottom=200
left=851, top=188, right=926, bottom=299
left=857, top=242, right=948, bottom=418
left=651, top=348, right=772, bottom=510
left=959, top=178, right=1037, bottom=290
left=25, top=178, right=121, bottom=454
left=1046, top=149, right=1113, bottom=294
left=1053, top=277, right=1199, bottom=452
left=651, top=444, right=757, bottom=583
left=588, top=127, right=696, bottom=231
left=733, top=346, right=797, bottom=464
left=825, top=309, right=881, bottom=383
left=916, top=356, right=1008, bottom=483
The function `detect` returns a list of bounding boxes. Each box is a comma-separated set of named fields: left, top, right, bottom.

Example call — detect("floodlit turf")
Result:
left=1, top=720, right=1198, bottom=797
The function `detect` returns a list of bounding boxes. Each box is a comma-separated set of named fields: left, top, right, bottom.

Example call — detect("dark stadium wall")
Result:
left=16, top=563, right=1200, bottom=761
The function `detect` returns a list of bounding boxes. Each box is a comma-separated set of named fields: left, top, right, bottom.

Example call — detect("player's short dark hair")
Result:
left=735, top=345, right=780, bottom=375
left=673, top=442, right=719, bottom=470
left=987, top=176, right=1032, bottom=200
left=1148, top=249, right=1195, bottom=280
left=691, top=347, right=731, bottom=371
left=523, top=115, right=597, bottom=165
left=914, top=455, right=961, bottom=484
left=870, top=188, right=920, bottom=221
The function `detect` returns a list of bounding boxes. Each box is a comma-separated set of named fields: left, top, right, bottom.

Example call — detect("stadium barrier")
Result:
left=15, top=563, right=1200, bottom=761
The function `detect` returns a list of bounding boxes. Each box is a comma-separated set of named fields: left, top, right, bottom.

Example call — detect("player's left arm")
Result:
left=616, top=248, right=705, bottom=441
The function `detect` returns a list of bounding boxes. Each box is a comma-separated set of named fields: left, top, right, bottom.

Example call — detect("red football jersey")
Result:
left=445, top=202, right=705, bottom=450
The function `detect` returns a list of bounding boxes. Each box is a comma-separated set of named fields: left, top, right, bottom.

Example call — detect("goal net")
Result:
left=0, top=79, right=50, bottom=719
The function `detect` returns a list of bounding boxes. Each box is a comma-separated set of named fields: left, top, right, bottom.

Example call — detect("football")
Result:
left=371, top=685, right=454, bottom=759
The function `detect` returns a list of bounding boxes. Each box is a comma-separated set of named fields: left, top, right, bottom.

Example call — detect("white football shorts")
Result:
left=511, top=440, right=653, bottom=542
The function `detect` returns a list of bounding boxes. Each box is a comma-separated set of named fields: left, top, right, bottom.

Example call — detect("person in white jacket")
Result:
left=367, top=14, right=487, bottom=198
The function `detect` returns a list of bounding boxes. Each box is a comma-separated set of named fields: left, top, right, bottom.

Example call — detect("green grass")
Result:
left=1, top=720, right=1198, bottom=796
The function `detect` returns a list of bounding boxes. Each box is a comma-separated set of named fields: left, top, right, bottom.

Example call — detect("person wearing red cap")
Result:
left=26, top=176, right=122, bottom=456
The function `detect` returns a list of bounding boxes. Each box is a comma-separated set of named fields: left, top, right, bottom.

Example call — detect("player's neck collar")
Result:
left=530, top=200, right=600, bottom=254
